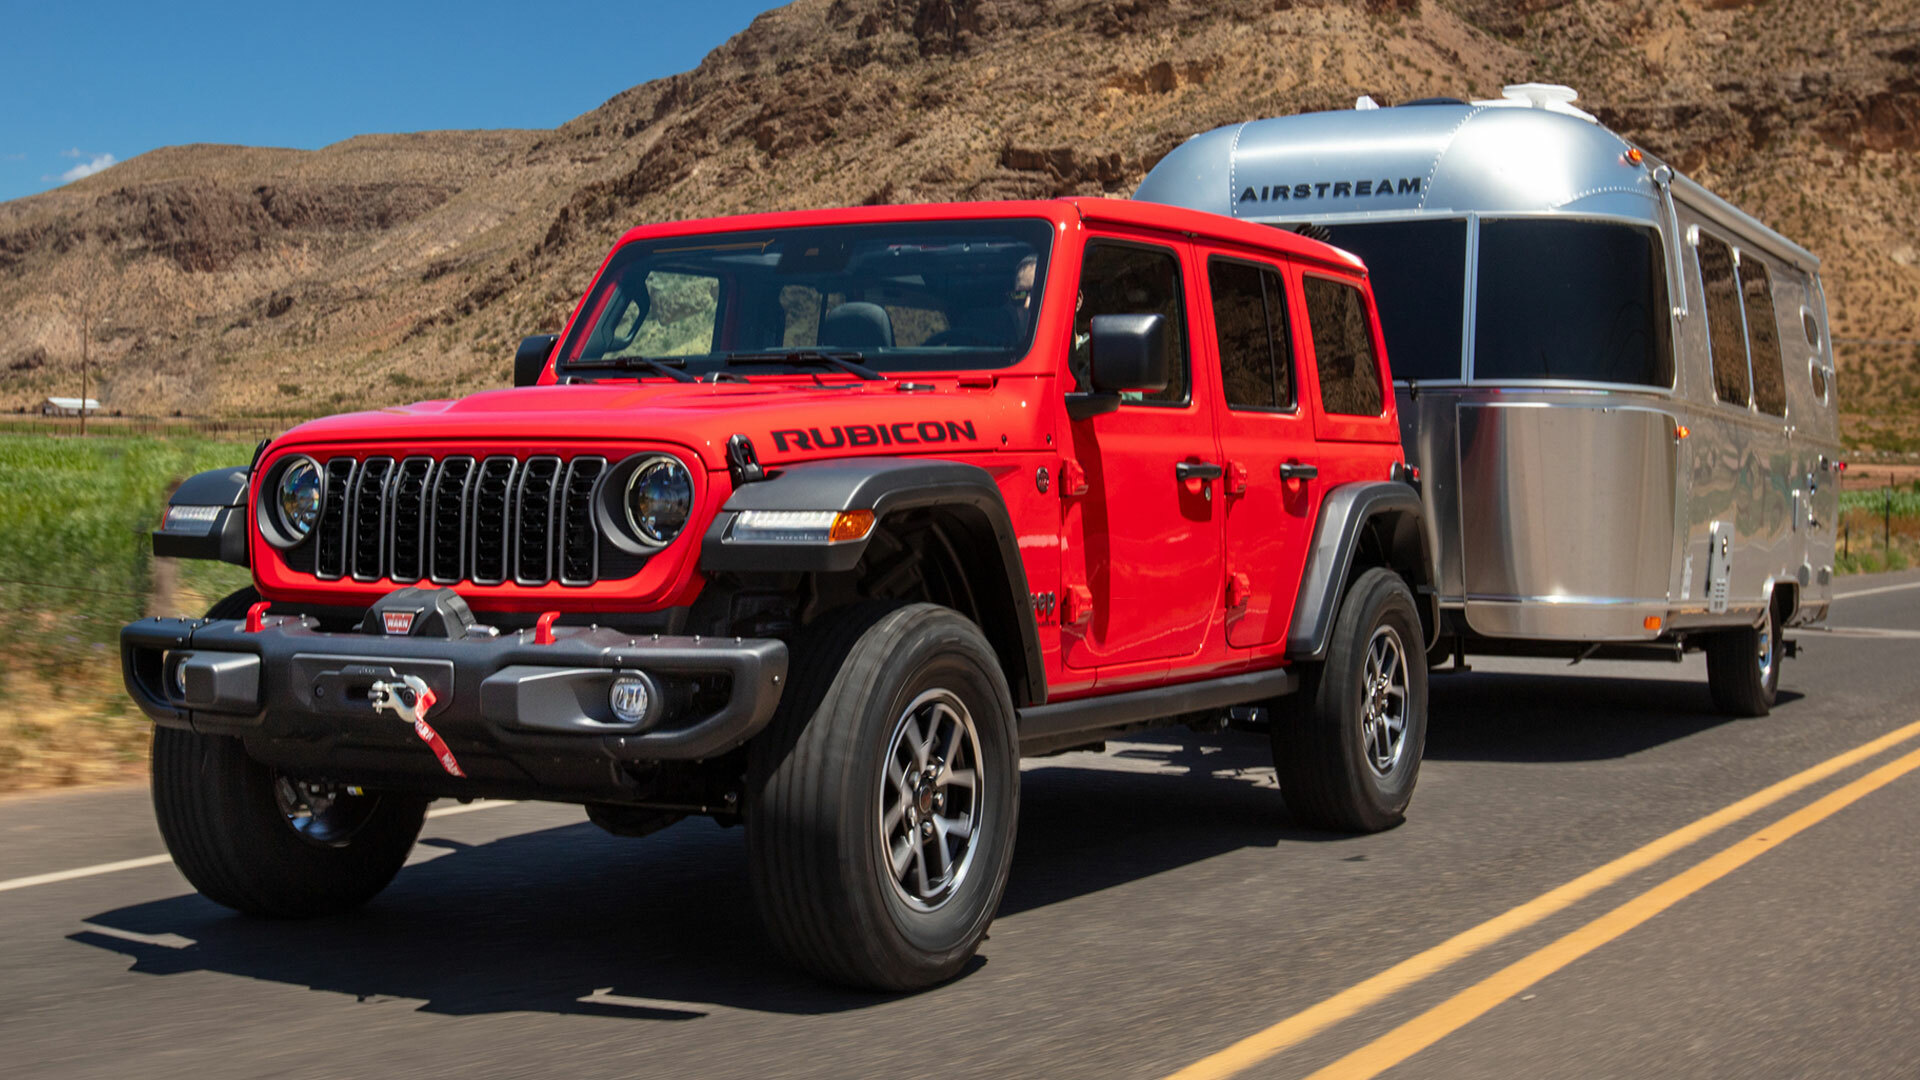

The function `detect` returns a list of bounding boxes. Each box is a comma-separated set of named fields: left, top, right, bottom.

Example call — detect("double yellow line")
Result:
left=1167, top=718, right=1920, bottom=1080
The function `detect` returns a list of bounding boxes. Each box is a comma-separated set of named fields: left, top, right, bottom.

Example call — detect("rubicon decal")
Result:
left=769, top=421, right=978, bottom=453
left=1238, top=177, right=1423, bottom=204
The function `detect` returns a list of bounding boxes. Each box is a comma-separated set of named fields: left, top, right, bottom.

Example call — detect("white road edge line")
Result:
left=0, top=855, right=173, bottom=895
left=0, top=799, right=518, bottom=895
left=1834, top=580, right=1920, bottom=601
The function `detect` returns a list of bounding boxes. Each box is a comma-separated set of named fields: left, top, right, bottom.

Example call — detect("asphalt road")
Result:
left=6, top=570, right=1920, bottom=1079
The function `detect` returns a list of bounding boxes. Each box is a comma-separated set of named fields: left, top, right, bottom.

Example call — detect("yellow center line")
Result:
left=1163, top=718, right=1920, bottom=1080
left=1306, top=743, right=1920, bottom=1079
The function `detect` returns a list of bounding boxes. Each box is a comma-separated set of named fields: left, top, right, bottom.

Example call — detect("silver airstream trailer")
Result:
left=1135, top=84, right=1840, bottom=715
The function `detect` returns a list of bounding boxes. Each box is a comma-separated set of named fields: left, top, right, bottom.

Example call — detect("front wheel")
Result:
left=1272, top=567, right=1428, bottom=833
left=1706, top=602, right=1781, bottom=717
left=151, top=726, right=428, bottom=917
left=746, top=603, right=1019, bottom=991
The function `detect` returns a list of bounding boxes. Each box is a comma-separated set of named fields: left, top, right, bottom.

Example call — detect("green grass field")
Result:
left=1837, top=486, right=1920, bottom=574
left=0, top=434, right=253, bottom=790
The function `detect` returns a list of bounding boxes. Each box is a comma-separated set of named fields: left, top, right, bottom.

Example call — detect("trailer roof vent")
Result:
left=1485, top=83, right=1598, bottom=123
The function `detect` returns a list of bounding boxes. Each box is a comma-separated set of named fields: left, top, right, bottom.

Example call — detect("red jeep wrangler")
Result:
left=125, top=199, right=1432, bottom=990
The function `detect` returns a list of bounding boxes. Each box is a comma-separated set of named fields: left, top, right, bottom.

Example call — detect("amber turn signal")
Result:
left=830, top=509, right=876, bottom=542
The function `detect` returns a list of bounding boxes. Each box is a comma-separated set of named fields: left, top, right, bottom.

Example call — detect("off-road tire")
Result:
left=746, top=602, right=1019, bottom=991
left=1706, top=603, right=1781, bottom=717
left=1272, top=568, right=1428, bottom=833
left=150, top=589, right=427, bottom=918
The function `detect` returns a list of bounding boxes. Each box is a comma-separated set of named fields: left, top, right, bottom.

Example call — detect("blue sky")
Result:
left=0, top=0, right=786, bottom=204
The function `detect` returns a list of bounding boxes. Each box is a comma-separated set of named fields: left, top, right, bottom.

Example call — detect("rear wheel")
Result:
left=1706, top=603, right=1781, bottom=717
left=746, top=602, right=1018, bottom=991
left=1272, top=568, right=1428, bottom=833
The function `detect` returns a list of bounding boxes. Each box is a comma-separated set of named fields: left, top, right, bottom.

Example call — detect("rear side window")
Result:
left=1697, top=233, right=1750, bottom=407
left=1740, top=259, right=1786, bottom=417
left=1207, top=258, right=1294, bottom=410
left=1303, top=276, right=1384, bottom=417
left=1072, top=241, right=1190, bottom=405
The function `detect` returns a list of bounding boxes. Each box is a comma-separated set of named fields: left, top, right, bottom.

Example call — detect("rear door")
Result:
left=1059, top=235, right=1224, bottom=672
left=1201, top=252, right=1319, bottom=649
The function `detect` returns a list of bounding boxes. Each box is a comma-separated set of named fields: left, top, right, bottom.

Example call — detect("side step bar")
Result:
left=1016, top=666, right=1298, bottom=756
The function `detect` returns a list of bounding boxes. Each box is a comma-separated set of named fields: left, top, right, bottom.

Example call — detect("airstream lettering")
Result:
left=1137, top=83, right=1839, bottom=716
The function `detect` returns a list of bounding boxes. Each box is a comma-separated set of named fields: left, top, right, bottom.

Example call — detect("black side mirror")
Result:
left=1067, top=314, right=1169, bottom=420
left=514, top=334, right=559, bottom=388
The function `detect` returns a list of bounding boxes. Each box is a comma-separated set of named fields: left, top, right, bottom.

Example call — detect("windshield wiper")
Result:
left=721, top=350, right=887, bottom=381
left=563, top=356, right=697, bottom=383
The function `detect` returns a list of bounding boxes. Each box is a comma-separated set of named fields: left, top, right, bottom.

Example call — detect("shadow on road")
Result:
left=68, top=733, right=1314, bottom=1020
left=66, top=672, right=1785, bottom=1018
left=1426, top=669, right=1801, bottom=763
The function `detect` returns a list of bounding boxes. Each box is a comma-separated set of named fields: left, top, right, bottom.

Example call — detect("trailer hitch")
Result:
left=369, top=675, right=467, bottom=779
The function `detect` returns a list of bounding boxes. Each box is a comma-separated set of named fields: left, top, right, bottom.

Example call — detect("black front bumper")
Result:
left=121, top=615, right=789, bottom=790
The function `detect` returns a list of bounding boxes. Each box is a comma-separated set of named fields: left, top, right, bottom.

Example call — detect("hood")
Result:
left=271, top=376, right=1048, bottom=468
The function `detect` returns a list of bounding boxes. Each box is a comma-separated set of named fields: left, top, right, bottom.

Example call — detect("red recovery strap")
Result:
left=408, top=687, right=466, bottom=778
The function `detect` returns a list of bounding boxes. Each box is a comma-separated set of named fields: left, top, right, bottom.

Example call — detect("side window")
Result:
left=1071, top=241, right=1190, bottom=405
left=1303, top=276, right=1384, bottom=417
left=1207, top=257, right=1294, bottom=410
left=1696, top=233, right=1749, bottom=407
left=1740, top=259, right=1786, bottom=417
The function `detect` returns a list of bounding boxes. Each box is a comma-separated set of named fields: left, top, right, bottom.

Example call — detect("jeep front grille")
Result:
left=307, top=453, right=609, bottom=587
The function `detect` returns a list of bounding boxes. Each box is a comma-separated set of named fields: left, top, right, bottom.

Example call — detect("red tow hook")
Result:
left=369, top=675, right=465, bottom=779
left=244, top=601, right=271, bottom=633
left=533, top=611, right=561, bottom=645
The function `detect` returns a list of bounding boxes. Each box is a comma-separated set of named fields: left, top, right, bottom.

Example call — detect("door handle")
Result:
left=1176, top=461, right=1224, bottom=481
left=1279, top=462, right=1319, bottom=481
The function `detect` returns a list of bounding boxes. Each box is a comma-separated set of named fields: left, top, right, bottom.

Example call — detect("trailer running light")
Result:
left=1644, top=616, right=1663, bottom=631
left=732, top=509, right=876, bottom=543
left=1675, top=425, right=1691, bottom=440
left=1624, top=147, right=1644, bottom=166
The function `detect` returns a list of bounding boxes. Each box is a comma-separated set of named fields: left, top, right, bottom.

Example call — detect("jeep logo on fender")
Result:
left=769, top=421, right=978, bottom=453
left=1238, top=178, right=1423, bottom=204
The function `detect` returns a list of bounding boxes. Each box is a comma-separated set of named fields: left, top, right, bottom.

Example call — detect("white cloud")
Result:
left=56, top=153, right=116, bottom=183
left=61, top=147, right=83, bottom=158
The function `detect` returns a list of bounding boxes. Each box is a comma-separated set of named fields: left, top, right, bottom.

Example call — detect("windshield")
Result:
left=1315, top=219, right=1467, bottom=382
left=557, top=219, right=1055, bottom=378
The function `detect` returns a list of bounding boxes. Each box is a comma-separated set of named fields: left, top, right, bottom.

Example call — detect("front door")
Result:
left=1060, top=235, right=1223, bottom=671
left=1200, top=252, right=1321, bottom=649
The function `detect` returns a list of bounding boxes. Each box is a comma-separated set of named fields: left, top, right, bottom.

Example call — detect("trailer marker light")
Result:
left=1644, top=616, right=1663, bottom=631
left=1624, top=147, right=1644, bottom=166
left=1675, top=425, right=1690, bottom=440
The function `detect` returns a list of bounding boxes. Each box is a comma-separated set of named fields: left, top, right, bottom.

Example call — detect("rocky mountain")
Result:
left=2, top=0, right=1915, bottom=451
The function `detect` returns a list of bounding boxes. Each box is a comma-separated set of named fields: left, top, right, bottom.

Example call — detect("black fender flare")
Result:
left=152, top=466, right=251, bottom=567
left=699, top=457, right=1045, bottom=705
left=1286, top=481, right=1436, bottom=660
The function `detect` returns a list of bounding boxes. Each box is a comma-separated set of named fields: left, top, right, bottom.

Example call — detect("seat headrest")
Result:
left=820, top=302, right=894, bottom=350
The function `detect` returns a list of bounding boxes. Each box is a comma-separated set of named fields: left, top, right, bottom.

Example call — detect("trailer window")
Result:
left=1474, top=220, right=1672, bottom=387
left=1741, top=259, right=1787, bottom=416
left=1317, top=220, right=1466, bottom=382
left=1207, top=258, right=1294, bottom=410
left=1303, top=276, right=1384, bottom=417
left=1696, top=233, right=1750, bottom=407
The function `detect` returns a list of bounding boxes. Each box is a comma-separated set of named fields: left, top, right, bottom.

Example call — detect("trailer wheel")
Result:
left=1272, top=568, right=1428, bottom=833
left=746, top=602, right=1019, bottom=991
left=1706, top=604, right=1781, bottom=717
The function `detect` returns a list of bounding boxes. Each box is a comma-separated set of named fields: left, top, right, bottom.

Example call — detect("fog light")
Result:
left=608, top=674, right=655, bottom=728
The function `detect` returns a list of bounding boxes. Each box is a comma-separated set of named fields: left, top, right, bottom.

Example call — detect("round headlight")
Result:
left=625, top=456, right=693, bottom=547
left=277, top=457, right=323, bottom=539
